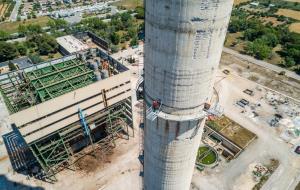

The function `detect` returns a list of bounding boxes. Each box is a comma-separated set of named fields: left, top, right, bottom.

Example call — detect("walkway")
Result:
left=223, top=47, right=300, bottom=81
left=9, top=0, right=21, bottom=21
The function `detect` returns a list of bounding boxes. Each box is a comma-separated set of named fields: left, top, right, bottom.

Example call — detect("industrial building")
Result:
left=57, top=35, right=90, bottom=55
left=203, top=116, right=257, bottom=159
left=0, top=47, right=133, bottom=181
left=143, top=0, right=234, bottom=189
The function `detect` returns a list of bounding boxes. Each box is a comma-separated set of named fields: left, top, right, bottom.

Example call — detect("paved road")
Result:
left=9, top=0, right=21, bottom=21
left=223, top=47, right=300, bottom=81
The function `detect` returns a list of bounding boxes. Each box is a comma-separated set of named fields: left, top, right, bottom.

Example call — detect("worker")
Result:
left=152, top=99, right=161, bottom=111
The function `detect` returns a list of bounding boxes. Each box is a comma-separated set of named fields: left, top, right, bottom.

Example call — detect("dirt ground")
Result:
left=0, top=3, right=8, bottom=17
left=233, top=0, right=250, bottom=5
left=220, top=52, right=300, bottom=100
left=289, top=22, right=300, bottom=33
left=260, top=17, right=284, bottom=26
left=112, top=0, right=143, bottom=9
left=276, top=9, right=300, bottom=20
left=284, top=0, right=300, bottom=2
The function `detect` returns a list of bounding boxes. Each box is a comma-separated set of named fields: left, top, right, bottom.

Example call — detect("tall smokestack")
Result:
left=143, top=0, right=234, bottom=189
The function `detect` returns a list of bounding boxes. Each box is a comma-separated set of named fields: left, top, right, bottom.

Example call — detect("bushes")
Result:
left=135, top=6, right=144, bottom=19
left=0, top=41, right=18, bottom=62
left=245, top=39, right=272, bottom=60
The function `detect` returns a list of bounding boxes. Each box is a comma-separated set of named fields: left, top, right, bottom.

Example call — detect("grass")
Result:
left=260, top=17, right=284, bottom=26
left=112, top=0, right=143, bottom=9
left=0, top=16, right=52, bottom=33
left=40, top=52, right=63, bottom=61
left=289, top=22, right=300, bottom=33
left=268, top=45, right=283, bottom=65
left=197, top=146, right=217, bottom=165
left=276, top=9, right=300, bottom=21
left=225, top=32, right=246, bottom=52
left=234, top=0, right=250, bottom=5
left=206, top=116, right=257, bottom=148
left=284, top=0, right=300, bottom=2
left=0, top=3, right=8, bottom=17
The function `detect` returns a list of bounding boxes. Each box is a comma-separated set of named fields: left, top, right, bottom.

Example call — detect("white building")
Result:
left=56, top=35, right=89, bottom=55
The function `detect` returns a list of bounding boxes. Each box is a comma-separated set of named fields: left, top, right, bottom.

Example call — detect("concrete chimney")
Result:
left=143, top=0, right=234, bottom=189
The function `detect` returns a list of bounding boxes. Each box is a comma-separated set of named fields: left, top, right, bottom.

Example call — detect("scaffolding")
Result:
left=28, top=99, right=132, bottom=182
left=0, top=59, right=96, bottom=114
left=25, top=59, right=95, bottom=102
left=0, top=48, right=133, bottom=182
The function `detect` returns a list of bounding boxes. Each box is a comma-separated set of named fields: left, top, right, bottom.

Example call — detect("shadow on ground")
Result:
left=0, top=175, right=44, bottom=190
left=2, top=125, right=43, bottom=179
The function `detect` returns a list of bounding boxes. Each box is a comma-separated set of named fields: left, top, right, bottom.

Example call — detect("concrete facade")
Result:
left=144, top=0, right=234, bottom=189
left=11, top=70, right=131, bottom=143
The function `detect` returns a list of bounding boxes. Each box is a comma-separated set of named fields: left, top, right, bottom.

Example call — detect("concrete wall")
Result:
left=144, top=118, right=205, bottom=189
left=144, top=0, right=234, bottom=189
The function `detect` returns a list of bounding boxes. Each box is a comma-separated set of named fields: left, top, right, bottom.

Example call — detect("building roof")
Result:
left=56, top=35, right=89, bottom=54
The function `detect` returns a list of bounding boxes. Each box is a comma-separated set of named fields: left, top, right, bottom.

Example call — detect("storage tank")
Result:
left=101, top=69, right=109, bottom=79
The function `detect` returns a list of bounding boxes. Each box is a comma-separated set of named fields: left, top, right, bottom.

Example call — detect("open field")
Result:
left=225, top=32, right=246, bottom=52
left=112, top=0, right=143, bottom=9
left=276, top=9, right=300, bottom=20
left=0, top=3, right=8, bottom=17
left=284, top=0, right=300, bottom=2
left=260, top=16, right=284, bottom=26
left=234, top=0, right=250, bottom=5
left=0, top=16, right=52, bottom=33
left=289, top=22, right=300, bottom=33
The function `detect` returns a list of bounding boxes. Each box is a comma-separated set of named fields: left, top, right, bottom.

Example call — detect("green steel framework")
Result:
left=0, top=59, right=96, bottom=114
left=28, top=98, right=132, bottom=182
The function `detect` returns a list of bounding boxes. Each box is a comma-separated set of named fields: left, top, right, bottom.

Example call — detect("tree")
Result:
left=283, top=57, right=296, bottom=68
left=18, top=24, right=27, bottom=35
left=8, top=61, right=17, bottom=71
left=110, top=14, right=123, bottom=30
left=244, top=29, right=260, bottom=41
left=128, top=27, right=137, bottom=38
left=135, top=6, right=144, bottom=19
left=110, top=45, right=119, bottom=53
left=28, top=54, right=43, bottom=64
left=228, top=17, right=248, bottom=33
left=17, top=44, right=27, bottom=56
left=39, top=42, right=53, bottom=55
left=245, top=39, right=272, bottom=60
left=289, top=48, right=300, bottom=64
left=130, top=37, right=138, bottom=47
left=32, top=34, right=58, bottom=55
left=120, top=12, right=131, bottom=23
left=26, top=24, right=42, bottom=34
left=261, top=33, right=279, bottom=47
left=0, top=42, right=18, bottom=62
left=47, top=19, right=67, bottom=29
left=0, top=30, right=9, bottom=40
left=110, top=32, right=120, bottom=45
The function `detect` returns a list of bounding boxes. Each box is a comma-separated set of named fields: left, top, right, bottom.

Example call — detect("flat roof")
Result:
left=206, top=115, right=257, bottom=148
left=56, top=35, right=89, bottom=54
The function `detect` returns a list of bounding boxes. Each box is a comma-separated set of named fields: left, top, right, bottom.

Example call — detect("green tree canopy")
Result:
left=110, top=32, right=120, bottom=45
left=0, top=42, right=18, bottom=62
left=135, top=6, right=144, bottom=19
left=17, top=44, right=27, bottom=56
left=245, top=39, right=272, bottom=60
left=8, top=61, right=17, bottom=71
left=130, top=36, right=138, bottom=47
